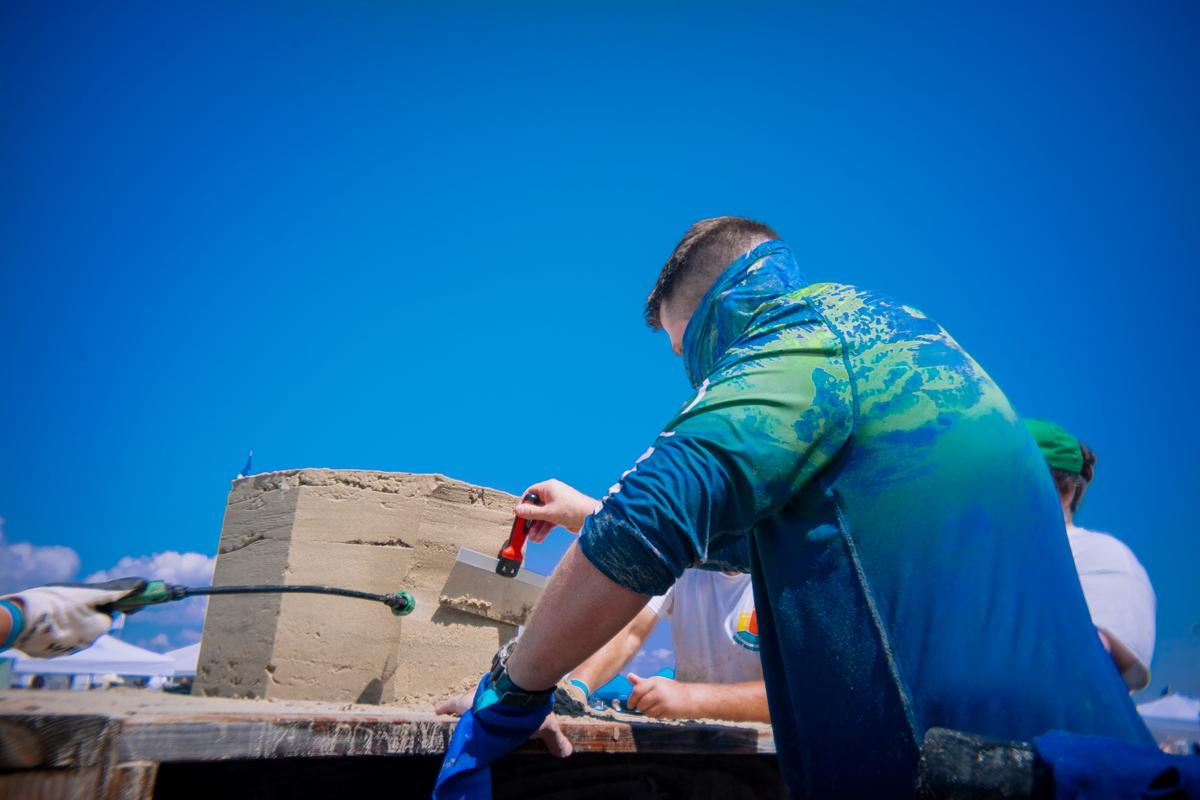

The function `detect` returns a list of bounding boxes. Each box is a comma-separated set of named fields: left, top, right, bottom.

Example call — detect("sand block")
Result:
left=194, top=469, right=521, bottom=705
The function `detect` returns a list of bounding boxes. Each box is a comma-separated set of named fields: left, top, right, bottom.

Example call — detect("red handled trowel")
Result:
left=438, top=492, right=549, bottom=626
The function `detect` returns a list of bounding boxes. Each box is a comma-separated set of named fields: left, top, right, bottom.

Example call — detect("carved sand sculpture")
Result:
left=193, top=469, right=522, bottom=705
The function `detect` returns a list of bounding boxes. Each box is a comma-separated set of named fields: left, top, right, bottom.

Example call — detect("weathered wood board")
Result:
left=0, top=689, right=775, bottom=764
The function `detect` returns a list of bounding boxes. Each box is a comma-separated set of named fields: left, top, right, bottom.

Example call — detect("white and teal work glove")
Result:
left=1, top=578, right=147, bottom=657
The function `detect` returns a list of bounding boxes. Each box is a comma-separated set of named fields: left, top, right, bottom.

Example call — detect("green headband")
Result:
left=1023, top=418, right=1084, bottom=474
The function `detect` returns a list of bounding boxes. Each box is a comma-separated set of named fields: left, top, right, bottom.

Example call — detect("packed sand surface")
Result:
left=195, top=469, right=522, bottom=705
left=0, top=687, right=452, bottom=719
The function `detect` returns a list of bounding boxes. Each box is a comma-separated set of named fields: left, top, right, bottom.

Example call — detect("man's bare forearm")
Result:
left=572, top=606, right=658, bottom=691
left=507, top=542, right=651, bottom=690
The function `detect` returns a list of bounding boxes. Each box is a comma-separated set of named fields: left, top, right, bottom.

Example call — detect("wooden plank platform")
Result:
left=0, top=688, right=775, bottom=763
left=1, top=689, right=777, bottom=798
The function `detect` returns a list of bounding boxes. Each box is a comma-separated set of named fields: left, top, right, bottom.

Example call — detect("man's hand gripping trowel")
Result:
left=438, top=492, right=549, bottom=626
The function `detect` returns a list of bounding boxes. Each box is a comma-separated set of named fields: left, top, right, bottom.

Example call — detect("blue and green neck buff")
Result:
left=681, top=240, right=808, bottom=388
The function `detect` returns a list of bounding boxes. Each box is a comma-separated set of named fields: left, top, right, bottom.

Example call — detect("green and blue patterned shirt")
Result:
left=580, top=241, right=1151, bottom=797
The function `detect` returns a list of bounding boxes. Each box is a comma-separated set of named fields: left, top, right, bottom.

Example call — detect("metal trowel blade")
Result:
left=438, top=547, right=548, bottom=626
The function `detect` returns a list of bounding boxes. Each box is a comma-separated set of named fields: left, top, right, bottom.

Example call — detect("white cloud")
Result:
left=87, top=551, right=216, bottom=626
left=139, top=632, right=172, bottom=652
left=87, top=551, right=215, bottom=586
left=177, top=629, right=202, bottom=644
left=0, top=517, right=82, bottom=594
left=0, top=518, right=216, bottom=647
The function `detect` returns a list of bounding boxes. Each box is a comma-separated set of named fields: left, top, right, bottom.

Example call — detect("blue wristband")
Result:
left=569, top=678, right=591, bottom=699
left=0, top=599, right=25, bottom=651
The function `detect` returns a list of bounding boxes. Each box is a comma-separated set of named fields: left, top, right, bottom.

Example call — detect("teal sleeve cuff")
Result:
left=0, top=599, right=25, bottom=651
left=579, top=511, right=678, bottom=596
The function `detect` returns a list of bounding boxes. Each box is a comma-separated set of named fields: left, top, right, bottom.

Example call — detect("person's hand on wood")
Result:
left=433, top=690, right=473, bottom=717
left=514, top=479, right=601, bottom=541
left=433, top=689, right=573, bottom=758
left=626, top=673, right=696, bottom=719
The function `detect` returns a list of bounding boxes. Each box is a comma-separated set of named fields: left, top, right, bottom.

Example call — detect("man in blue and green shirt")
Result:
left=434, top=216, right=1151, bottom=799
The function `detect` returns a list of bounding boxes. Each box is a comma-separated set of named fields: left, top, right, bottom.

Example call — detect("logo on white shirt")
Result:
left=732, top=608, right=760, bottom=652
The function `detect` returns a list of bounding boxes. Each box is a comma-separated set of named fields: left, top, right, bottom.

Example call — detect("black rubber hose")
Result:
left=179, top=585, right=415, bottom=615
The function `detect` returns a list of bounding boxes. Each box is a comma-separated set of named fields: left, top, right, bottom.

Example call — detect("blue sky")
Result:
left=1, top=3, right=1196, bottom=697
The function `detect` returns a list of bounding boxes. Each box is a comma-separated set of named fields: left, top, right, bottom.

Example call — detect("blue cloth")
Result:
left=432, top=673, right=553, bottom=800
left=1036, top=730, right=1200, bottom=798
left=579, top=241, right=1151, bottom=796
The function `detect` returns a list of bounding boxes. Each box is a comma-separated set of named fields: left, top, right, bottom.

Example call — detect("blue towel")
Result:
left=433, top=673, right=553, bottom=800
left=1036, top=730, right=1200, bottom=799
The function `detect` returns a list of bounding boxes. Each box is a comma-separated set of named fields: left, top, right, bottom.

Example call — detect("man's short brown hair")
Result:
left=644, top=216, right=781, bottom=329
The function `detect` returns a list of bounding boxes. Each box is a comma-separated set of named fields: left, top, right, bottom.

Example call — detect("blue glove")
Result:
left=432, top=672, right=554, bottom=800
left=1035, top=730, right=1200, bottom=799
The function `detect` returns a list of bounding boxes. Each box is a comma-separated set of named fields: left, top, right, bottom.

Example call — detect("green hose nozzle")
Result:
left=387, top=590, right=416, bottom=616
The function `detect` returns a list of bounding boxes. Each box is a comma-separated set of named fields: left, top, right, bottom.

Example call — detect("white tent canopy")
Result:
left=1137, top=693, right=1200, bottom=743
left=1138, top=693, right=1200, bottom=721
left=0, top=635, right=175, bottom=677
left=163, top=642, right=200, bottom=677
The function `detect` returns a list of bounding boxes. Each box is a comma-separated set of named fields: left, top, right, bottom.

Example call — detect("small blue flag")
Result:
left=236, top=450, right=254, bottom=479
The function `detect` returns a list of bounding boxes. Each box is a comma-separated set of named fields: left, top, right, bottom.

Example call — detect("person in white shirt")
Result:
left=513, top=479, right=769, bottom=723
left=569, top=567, right=769, bottom=722
left=1025, top=419, right=1156, bottom=691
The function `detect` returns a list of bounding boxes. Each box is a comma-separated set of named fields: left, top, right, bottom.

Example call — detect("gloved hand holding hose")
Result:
left=1, top=577, right=416, bottom=660
left=0, top=578, right=147, bottom=657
